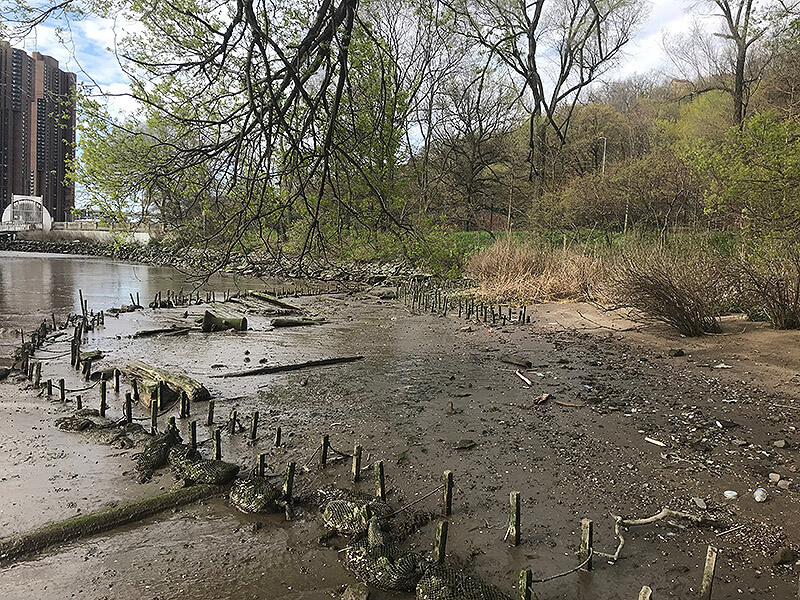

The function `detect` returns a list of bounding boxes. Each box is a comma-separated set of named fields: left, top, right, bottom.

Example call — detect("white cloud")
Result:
left=614, top=0, right=697, bottom=79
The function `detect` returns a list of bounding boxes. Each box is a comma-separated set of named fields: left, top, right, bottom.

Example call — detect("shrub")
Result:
left=734, top=249, right=800, bottom=329
left=613, top=250, right=729, bottom=336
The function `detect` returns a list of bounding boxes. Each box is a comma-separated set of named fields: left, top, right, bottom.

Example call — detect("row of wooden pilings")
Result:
left=398, top=279, right=529, bottom=325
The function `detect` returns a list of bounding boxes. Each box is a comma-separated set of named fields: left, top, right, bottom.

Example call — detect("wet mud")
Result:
left=0, top=275, right=799, bottom=599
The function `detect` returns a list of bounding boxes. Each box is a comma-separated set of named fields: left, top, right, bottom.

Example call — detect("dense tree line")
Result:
left=4, top=0, right=800, bottom=272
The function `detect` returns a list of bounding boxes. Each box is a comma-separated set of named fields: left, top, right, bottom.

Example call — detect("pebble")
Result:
left=342, top=583, right=370, bottom=600
left=723, top=490, right=739, bottom=500
left=778, top=480, right=790, bottom=490
left=774, top=440, right=788, bottom=448
left=769, top=473, right=781, bottom=484
left=692, top=497, right=707, bottom=509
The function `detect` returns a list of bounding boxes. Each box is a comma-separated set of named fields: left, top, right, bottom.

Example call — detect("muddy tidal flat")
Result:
left=1, top=269, right=800, bottom=600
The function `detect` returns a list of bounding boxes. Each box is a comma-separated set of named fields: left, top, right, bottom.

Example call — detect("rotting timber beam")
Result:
left=0, top=484, right=225, bottom=563
left=126, top=360, right=211, bottom=403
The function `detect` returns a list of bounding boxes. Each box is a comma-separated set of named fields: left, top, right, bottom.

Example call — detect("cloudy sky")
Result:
left=16, top=0, right=701, bottom=116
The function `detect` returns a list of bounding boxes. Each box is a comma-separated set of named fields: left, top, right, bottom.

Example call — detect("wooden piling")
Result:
left=76, top=394, right=82, bottom=410
left=283, top=461, right=296, bottom=500
left=352, top=444, right=362, bottom=483
left=213, top=428, right=222, bottom=460
left=258, top=453, right=267, bottom=477
left=443, top=470, right=453, bottom=516
left=699, top=546, right=717, bottom=600
left=190, top=420, right=197, bottom=450
left=113, top=368, right=120, bottom=393
left=274, top=426, right=281, bottom=447
left=58, top=378, right=65, bottom=402
left=519, top=568, right=533, bottom=600
left=375, top=460, right=386, bottom=502
left=124, top=392, right=132, bottom=424
left=33, top=361, right=41, bottom=387
left=250, top=411, right=259, bottom=441
left=207, top=399, right=215, bottom=426
left=434, top=520, right=448, bottom=564
left=580, top=518, right=593, bottom=571
left=228, top=409, right=237, bottom=434
left=320, top=434, right=329, bottom=467
left=132, top=379, right=140, bottom=405
left=150, top=399, right=158, bottom=434
left=99, top=380, right=107, bottom=417
left=508, top=491, right=521, bottom=546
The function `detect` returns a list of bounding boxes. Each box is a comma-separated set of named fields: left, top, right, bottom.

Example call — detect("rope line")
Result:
left=530, top=549, right=593, bottom=584
left=382, top=483, right=444, bottom=518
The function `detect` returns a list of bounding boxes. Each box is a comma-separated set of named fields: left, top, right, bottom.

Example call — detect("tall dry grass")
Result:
left=466, top=240, right=611, bottom=302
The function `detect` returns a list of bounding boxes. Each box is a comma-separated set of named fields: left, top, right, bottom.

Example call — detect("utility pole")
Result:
left=598, top=136, right=607, bottom=174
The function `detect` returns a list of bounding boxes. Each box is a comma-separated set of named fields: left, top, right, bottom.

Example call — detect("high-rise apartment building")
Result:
left=0, top=42, right=76, bottom=222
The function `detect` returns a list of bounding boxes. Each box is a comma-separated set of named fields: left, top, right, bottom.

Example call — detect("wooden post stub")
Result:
left=33, top=362, right=41, bottom=387
left=59, top=378, right=65, bottom=402
left=183, top=393, right=190, bottom=417
left=283, top=461, right=296, bottom=500
left=579, top=518, right=593, bottom=571
left=699, top=545, right=717, bottom=600
left=99, top=380, right=107, bottom=417
left=434, top=520, right=448, bottom=565
left=320, top=434, right=329, bottom=467
left=274, top=426, right=282, bottom=447
left=258, top=453, right=267, bottom=477
left=639, top=586, right=653, bottom=600
left=76, top=394, right=82, bottom=410
left=207, top=399, right=215, bottom=426
left=150, top=399, right=158, bottom=434
left=113, top=368, right=120, bottom=392
left=519, top=568, right=533, bottom=600
left=375, top=460, right=386, bottom=502
left=352, top=444, right=362, bottom=483
left=213, top=428, right=222, bottom=460
left=443, top=470, right=453, bottom=516
left=132, top=379, right=140, bottom=404
left=228, top=410, right=237, bottom=435
left=124, top=392, right=132, bottom=424
left=250, top=411, right=259, bottom=441
left=190, top=420, right=197, bottom=450
left=509, top=491, right=521, bottom=546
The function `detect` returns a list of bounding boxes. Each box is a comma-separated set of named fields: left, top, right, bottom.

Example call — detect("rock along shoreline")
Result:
left=0, top=238, right=418, bottom=283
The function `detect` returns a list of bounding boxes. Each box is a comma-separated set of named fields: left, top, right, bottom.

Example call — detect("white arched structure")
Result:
left=1, top=195, right=53, bottom=232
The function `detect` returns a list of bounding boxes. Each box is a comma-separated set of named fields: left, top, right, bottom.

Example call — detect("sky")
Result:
left=15, top=0, right=702, bottom=117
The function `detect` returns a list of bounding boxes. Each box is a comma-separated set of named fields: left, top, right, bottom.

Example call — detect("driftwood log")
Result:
left=0, top=484, right=224, bottom=562
left=247, top=291, right=302, bottom=312
left=210, top=356, right=365, bottom=378
left=271, top=316, right=326, bottom=328
left=133, top=326, right=195, bottom=338
left=201, top=311, right=247, bottom=333
left=126, top=360, right=210, bottom=403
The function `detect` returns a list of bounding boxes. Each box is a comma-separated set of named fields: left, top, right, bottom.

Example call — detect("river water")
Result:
left=0, top=251, right=267, bottom=364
